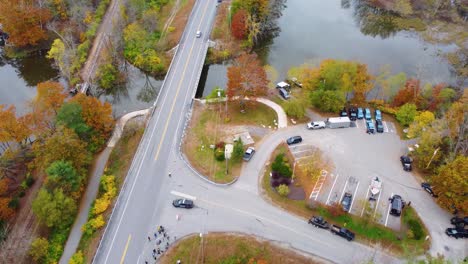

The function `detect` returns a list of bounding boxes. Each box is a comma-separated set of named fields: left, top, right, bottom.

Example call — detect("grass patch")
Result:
left=261, top=144, right=430, bottom=256
left=394, top=17, right=427, bottom=31
left=161, top=233, right=323, bottom=264
left=77, top=121, right=145, bottom=262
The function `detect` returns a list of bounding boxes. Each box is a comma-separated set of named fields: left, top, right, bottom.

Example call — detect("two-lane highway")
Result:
left=93, top=1, right=217, bottom=263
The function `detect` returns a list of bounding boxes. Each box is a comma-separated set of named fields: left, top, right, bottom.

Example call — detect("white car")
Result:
left=307, top=121, right=326, bottom=130
left=196, top=30, right=202, bottom=38
left=243, top=147, right=255, bottom=161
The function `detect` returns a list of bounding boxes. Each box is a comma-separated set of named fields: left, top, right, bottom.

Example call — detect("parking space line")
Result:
left=383, top=121, right=389, bottom=133
left=384, top=192, right=393, bottom=226
left=309, top=170, right=327, bottom=200
left=349, top=181, right=360, bottom=212
left=291, top=149, right=313, bottom=155
left=326, top=174, right=339, bottom=205
left=339, top=177, right=350, bottom=204
left=355, top=121, right=359, bottom=128
left=373, top=187, right=382, bottom=219
left=170, top=190, right=197, bottom=200
left=361, top=186, right=370, bottom=217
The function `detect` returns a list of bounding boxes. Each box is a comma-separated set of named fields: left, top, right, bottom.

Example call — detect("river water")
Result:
left=197, top=0, right=460, bottom=97
left=0, top=0, right=461, bottom=114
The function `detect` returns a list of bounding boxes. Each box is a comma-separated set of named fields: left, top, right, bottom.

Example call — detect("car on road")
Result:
left=243, top=147, right=255, bottom=161
left=421, top=182, right=437, bottom=197
left=450, top=216, right=468, bottom=227
left=445, top=227, right=468, bottom=239
left=172, top=199, right=194, bottom=209
left=366, top=120, right=375, bottom=133
left=400, top=155, right=413, bottom=171
left=390, top=194, right=404, bottom=216
left=196, top=30, right=202, bottom=38
left=357, top=107, right=364, bottom=119
left=341, top=192, right=352, bottom=212
left=364, top=108, right=372, bottom=120
left=375, top=109, right=382, bottom=121
left=330, top=225, right=355, bottom=241
left=286, top=136, right=302, bottom=145
left=340, top=107, right=348, bottom=117
left=308, top=216, right=329, bottom=229
left=307, top=121, right=326, bottom=130
left=278, top=87, right=290, bottom=100
left=375, top=119, right=384, bottom=133
left=348, top=107, right=357, bottom=121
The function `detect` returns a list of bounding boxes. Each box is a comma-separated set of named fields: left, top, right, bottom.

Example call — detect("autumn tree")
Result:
left=396, top=103, right=417, bottom=127
left=392, top=79, right=421, bottom=107
left=0, top=105, right=31, bottom=149
left=0, top=0, right=51, bottom=47
left=444, top=96, right=468, bottom=159
left=407, top=111, right=435, bottom=138
left=412, top=126, right=443, bottom=173
left=47, top=39, right=75, bottom=82
left=231, top=9, right=248, bottom=39
left=29, top=237, right=49, bottom=263
left=45, top=160, right=81, bottom=195
left=432, top=155, right=468, bottom=215
left=227, top=53, right=267, bottom=109
left=352, top=64, right=374, bottom=104
left=310, top=90, right=346, bottom=113
left=32, top=188, right=77, bottom=228
left=56, top=102, right=92, bottom=141
left=0, top=197, right=15, bottom=220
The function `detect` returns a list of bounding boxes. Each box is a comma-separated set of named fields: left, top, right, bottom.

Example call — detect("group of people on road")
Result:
left=145, top=225, right=172, bottom=263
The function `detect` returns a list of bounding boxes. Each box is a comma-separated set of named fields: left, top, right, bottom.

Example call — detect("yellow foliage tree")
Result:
left=93, top=197, right=110, bottom=215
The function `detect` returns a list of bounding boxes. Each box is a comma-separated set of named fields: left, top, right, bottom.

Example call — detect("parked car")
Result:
left=375, top=109, right=382, bottom=121
left=196, top=30, right=202, bottom=38
left=364, top=108, right=372, bottom=120
left=286, top=136, right=302, bottom=145
left=341, top=192, right=353, bottom=212
left=366, top=120, right=375, bottom=133
left=330, top=225, right=355, bottom=241
left=172, top=199, right=194, bottom=209
left=308, top=216, right=329, bottom=229
left=348, top=107, right=357, bottom=121
left=421, top=182, right=437, bottom=197
left=340, top=107, right=348, bottom=117
left=243, top=147, right=255, bottom=161
left=357, top=108, right=364, bottom=119
left=375, top=119, right=384, bottom=133
left=307, top=121, right=326, bottom=129
left=389, top=195, right=404, bottom=216
left=400, top=155, right=413, bottom=171
left=450, top=216, right=468, bottom=227
left=445, top=227, right=468, bottom=239
left=278, top=87, right=290, bottom=100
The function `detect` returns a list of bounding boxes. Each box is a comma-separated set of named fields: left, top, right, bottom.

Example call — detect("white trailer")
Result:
left=327, top=117, right=351, bottom=129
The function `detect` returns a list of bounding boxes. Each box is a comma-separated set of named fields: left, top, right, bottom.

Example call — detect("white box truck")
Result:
left=327, top=117, right=351, bottom=129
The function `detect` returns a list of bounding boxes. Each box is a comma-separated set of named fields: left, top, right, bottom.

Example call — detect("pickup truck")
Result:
left=330, top=224, right=355, bottom=241
left=308, top=216, right=329, bottom=229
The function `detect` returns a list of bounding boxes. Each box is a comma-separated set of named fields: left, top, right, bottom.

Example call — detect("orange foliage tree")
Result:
left=0, top=0, right=51, bottom=47
left=0, top=105, right=31, bottom=148
left=0, top=197, right=15, bottom=220
left=231, top=9, right=248, bottom=40
left=391, top=79, right=421, bottom=107
left=352, top=64, right=374, bottom=104
left=227, top=53, right=267, bottom=109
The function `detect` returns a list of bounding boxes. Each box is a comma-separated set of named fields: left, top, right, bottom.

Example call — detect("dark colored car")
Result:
left=375, top=109, right=382, bottom=121
left=400, top=155, right=412, bottom=171
left=450, top=216, right=468, bottom=227
left=364, top=108, right=372, bottom=121
left=375, top=119, right=384, bottom=133
left=330, top=224, right=355, bottom=241
left=445, top=227, right=468, bottom=239
left=421, top=182, right=437, bottom=197
left=390, top=195, right=404, bottom=216
left=340, top=107, right=348, bottom=117
left=172, top=199, right=194, bottom=209
left=349, top=107, right=357, bottom=121
left=286, top=136, right=302, bottom=145
left=366, top=120, right=375, bottom=134
left=308, top=216, right=330, bottom=229
left=341, top=192, right=353, bottom=212
left=357, top=108, right=364, bottom=119
left=243, top=147, right=255, bottom=161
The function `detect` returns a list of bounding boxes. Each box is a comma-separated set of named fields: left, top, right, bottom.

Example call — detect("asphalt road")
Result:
left=93, top=1, right=467, bottom=263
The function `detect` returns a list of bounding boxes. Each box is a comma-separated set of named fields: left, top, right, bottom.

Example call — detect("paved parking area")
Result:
left=289, top=119, right=408, bottom=231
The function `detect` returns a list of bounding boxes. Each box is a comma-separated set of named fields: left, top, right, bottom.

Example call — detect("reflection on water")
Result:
left=98, top=63, right=162, bottom=118
left=197, top=0, right=459, bottom=98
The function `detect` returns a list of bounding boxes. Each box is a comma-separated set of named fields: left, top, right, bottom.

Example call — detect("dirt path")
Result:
left=0, top=176, right=43, bottom=263
left=159, top=0, right=181, bottom=44
left=80, top=0, right=122, bottom=85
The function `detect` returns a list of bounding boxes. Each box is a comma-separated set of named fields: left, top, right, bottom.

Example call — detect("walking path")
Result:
left=59, top=108, right=150, bottom=264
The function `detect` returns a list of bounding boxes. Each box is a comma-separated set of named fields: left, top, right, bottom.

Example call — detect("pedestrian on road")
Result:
left=147, top=236, right=151, bottom=242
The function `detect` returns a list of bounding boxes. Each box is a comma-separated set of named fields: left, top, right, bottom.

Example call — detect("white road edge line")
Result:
left=325, top=174, right=339, bottom=205
left=361, top=186, right=370, bottom=217
left=170, top=190, right=197, bottom=201
left=349, top=181, right=360, bottom=213
left=385, top=192, right=393, bottom=227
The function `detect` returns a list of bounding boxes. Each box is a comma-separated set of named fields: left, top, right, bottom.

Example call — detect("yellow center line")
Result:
left=119, top=234, right=132, bottom=264
left=154, top=1, right=210, bottom=161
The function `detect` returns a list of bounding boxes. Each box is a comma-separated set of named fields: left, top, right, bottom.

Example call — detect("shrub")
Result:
left=70, top=251, right=85, bottom=264
left=215, top=141, right=226, bottom=149
left=396, top=103, right=417, bottom=127
left=276, top=184, right=290, bottom=197
left=271, top=153, right=292, bottom=178
left=92, top=197, right=110, bottom=215
left=214, top=148, right=225, bottom=161
left=8, top=197, right=19, bottom=210
left=283, top=99, right=306, bottom=118
left=407, top=219, right=424, bottom=240
left=29, top=237, right=49, bottom=263
left=328, top=203, right=345, bottom=217
left=231, top=139, right=244, bottom=162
